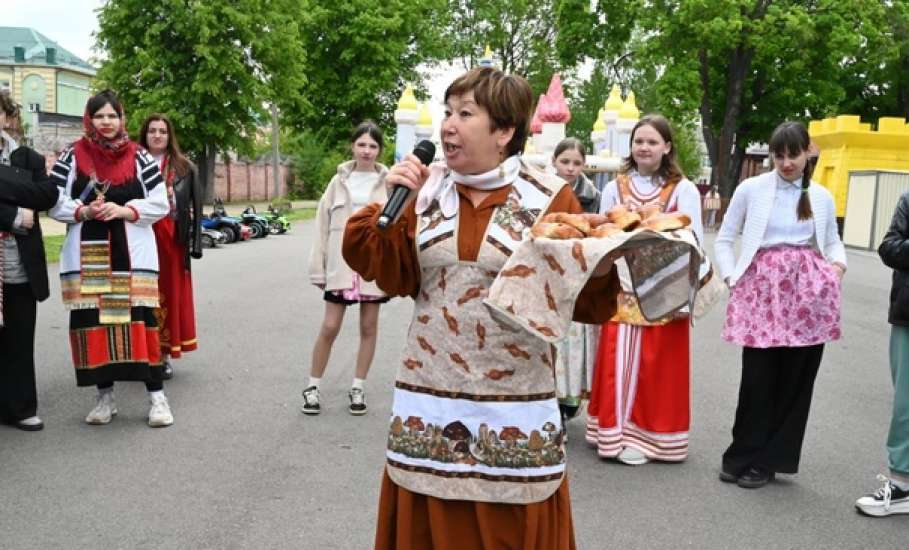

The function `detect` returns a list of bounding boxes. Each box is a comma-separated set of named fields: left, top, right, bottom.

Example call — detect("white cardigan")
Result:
left=714, top=170, right=846, bottom=286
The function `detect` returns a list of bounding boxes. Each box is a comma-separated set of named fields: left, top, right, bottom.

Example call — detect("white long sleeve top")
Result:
left=714, top=170, right=846, bottom=286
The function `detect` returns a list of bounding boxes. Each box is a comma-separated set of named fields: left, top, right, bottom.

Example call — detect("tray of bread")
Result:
left=484, top=205, right=703, bottom=343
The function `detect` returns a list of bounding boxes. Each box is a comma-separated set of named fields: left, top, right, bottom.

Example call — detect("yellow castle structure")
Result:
left=810, top=115, right=909, bottom=217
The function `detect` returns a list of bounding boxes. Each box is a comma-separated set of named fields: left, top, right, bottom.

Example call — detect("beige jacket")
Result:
left=308, top=160, right=388, bottom=294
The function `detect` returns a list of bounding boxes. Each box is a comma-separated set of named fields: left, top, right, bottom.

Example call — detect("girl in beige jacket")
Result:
left=304, top=121, right=389, bottom=416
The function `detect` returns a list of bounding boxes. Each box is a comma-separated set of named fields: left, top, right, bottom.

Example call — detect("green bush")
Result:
left=285, top=131, right=349, bottom=200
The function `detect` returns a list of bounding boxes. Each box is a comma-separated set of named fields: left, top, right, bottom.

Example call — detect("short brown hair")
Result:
left=444, top=67, right=533, bottom=157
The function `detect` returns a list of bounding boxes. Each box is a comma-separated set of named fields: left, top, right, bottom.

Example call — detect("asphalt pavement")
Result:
left=1, top=222, right=908, bottom=549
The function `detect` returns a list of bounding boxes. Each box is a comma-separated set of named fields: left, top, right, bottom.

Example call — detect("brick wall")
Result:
left=212, top=161, right=292, bottom=202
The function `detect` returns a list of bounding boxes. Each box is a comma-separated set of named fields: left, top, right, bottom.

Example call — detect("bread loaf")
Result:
left=606, top=205, right=642, bottom=230
left=531, top=222, right=585, bottom=239
left=641, top=212, right=691, bottom=231
left=540, top=212, right=592, bottom=235
left=588, top=223, right=623, bottom=238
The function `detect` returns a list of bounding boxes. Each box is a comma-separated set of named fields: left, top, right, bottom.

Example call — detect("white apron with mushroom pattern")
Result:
left=386, top=161, right=566, bottom=505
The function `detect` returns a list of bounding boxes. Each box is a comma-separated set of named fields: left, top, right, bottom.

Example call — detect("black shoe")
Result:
left=15, top=416, right=44, bottom=431
left=737, top=466, right=774, bottom=489
left=348, top=388, right=367, bottom=416
left=301, top=386, right=321, bottom=415
left=162, top=358, right=174, bottom=380
left=718, top=468, right=738, bottom=483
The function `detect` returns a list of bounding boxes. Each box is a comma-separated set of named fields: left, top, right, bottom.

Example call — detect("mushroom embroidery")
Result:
left=403, top=358, right=423, bottom=370
left=417, top=314, right=431, bottom=324
left=476, top=321, right=486, bottom=350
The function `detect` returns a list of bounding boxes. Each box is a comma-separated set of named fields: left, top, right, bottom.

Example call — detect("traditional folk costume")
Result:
left=556, top=173, right=601, bottom=418
left=49, top=118, right=169, bottom=387
left=343, top=156, right=619, bottom=549
left=586, top=171, right=704, bottom=461
left=152, top=155, right=202, bottom=358
left=716, top=170, right=844, bottom=476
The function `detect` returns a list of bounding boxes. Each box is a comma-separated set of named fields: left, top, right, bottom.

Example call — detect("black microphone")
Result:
left=377, top=140, right=436, bottom=229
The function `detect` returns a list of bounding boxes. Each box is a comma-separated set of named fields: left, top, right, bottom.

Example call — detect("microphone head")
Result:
left=413, top=140, right=436, bottom=166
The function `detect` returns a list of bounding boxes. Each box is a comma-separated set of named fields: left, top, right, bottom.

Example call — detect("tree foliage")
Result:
left=438, top=0, right=572, bottom=94
left=294, top=0, right=446, bottom=145
left=95, top=0, right=310, bottom=193
left=559, top=0, right=893, bottom=196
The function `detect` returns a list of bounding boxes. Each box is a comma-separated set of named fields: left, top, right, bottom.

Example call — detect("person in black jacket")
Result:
left=855, top=193, right=909, bottom=516
left=0, top=91, right=59, bottom=431
left=138, top=114, right=202, bottom=379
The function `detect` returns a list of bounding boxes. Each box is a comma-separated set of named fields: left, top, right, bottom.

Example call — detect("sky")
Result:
left=5, top=0, right=104, bottom=62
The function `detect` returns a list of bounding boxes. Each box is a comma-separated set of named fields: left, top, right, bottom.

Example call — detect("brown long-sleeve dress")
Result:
left=344, top=164, right=620, bottom=550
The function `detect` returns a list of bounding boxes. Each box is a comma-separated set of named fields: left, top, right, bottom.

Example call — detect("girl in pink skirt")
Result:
left=714, top=121, right=846, bottom=489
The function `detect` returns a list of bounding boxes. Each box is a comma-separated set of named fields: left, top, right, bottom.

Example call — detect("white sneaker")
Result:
left=148, top=392, right=174, bottom=428
left=617, top=446, right=649, bottom=466
left=85, top=391, right=118, bottom=425
left=855, top=474, right=909, bottom=517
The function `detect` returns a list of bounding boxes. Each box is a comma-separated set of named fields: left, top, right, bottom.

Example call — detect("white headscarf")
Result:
left=415, top=155, right=520, bottom=218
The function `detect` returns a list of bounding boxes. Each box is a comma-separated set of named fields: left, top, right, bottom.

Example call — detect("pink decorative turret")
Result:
left=539, top=74, right=571, bottom=124
left=538, top=74, right=571, bottom=154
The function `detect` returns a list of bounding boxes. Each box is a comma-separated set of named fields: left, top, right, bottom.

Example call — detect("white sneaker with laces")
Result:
left=617, top=446, right=650, bottom=466
left=148, top=392, right=174, bottom=428
left=85, top=391, right=117, bottom=425
left=855, top=474, right=909, bottom=517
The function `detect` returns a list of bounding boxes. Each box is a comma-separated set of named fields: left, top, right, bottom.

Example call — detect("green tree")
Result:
left=559, top=0, right=891, bottom=196
left=294, top=0, right=446, bottom=145
left=439, top=0, right=573, bottom=93
left=95, top=0, right=309, bottom=197
left=837, top=0, right=909, bottom=120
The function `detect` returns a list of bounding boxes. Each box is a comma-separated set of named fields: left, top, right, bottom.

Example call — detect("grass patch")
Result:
left=284, top=208, right=316, bottom=222
left=43, top=234, right=66, bottom=264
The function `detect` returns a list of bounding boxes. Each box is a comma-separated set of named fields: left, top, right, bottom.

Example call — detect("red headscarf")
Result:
left=73, top=102, right=138, bottom=185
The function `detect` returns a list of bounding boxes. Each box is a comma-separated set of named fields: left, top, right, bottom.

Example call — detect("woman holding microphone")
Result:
left=344, top=67, right=621, bottom=549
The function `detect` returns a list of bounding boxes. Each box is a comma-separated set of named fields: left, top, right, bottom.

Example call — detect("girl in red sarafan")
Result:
left=139, top=114, right=203, bottom=380
left=586, top=115, right=704, bottom=466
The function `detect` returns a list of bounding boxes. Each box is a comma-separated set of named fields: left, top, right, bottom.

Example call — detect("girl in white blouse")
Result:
left=715, top=121, right=845, bottom=489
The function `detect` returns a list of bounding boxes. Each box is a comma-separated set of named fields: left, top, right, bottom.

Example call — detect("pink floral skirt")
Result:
left=324, top=273, right=389, bottom=306
left=722, top=246, right=841, bottom=348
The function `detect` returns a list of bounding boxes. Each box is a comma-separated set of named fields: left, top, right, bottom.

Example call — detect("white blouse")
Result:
left=346, top=171, right=379, bottom=211
left=761, top=174, right=814, bottom=248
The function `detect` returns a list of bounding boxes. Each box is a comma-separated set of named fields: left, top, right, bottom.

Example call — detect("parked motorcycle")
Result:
left=262, top=204, right=291, bottom=234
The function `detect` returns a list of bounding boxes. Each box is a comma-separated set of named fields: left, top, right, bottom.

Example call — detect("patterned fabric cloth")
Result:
left=722, top=245, right=842, bottom=348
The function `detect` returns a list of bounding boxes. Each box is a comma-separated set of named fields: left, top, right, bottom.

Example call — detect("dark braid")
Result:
left=797, top=157, right=814, bottom=221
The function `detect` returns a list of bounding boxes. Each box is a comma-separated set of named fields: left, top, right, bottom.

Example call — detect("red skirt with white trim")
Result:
left=586, top=319, right=690, bottom=461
